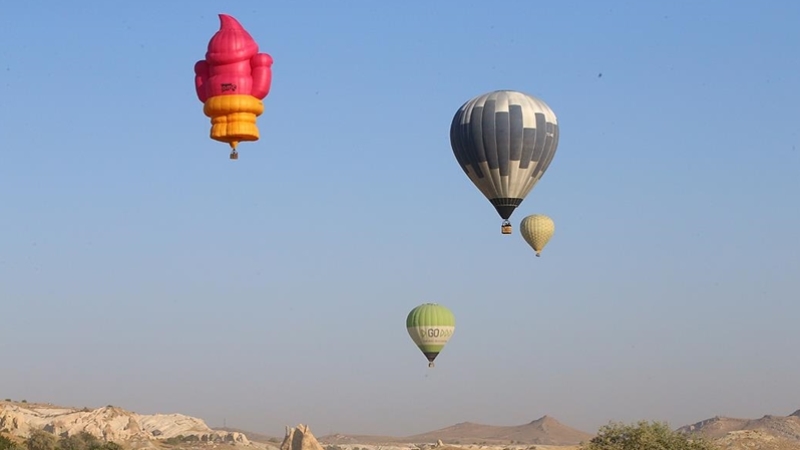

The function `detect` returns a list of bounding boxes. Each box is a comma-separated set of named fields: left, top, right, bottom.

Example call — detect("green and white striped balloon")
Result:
left=406, top=303, right=456, bottom=368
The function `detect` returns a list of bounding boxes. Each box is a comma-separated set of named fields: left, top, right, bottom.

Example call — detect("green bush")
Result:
left=26, top=430, right=56, bottom=450
left=580, top=420, right=717, bottom=450
left=162, top=437, right=181, bottom=446
left=162, top=435, right=201, bottom=446
left=22, top=429, right=125, bottom=450
left=0, top=435, right=20, bottom=450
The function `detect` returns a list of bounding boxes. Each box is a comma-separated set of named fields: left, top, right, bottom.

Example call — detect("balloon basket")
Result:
left=229, top=151, right=239, bottom=160
left=501, top=222, right=512, bottom=234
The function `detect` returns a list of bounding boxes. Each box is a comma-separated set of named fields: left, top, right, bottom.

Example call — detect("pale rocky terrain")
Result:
left=712, top=430, right=800, bottom=450
left=3, top=400, right=800, bottom=450
left=677, top=410, right=800, bottom=450
left=0, top=401, right=250, bottom=447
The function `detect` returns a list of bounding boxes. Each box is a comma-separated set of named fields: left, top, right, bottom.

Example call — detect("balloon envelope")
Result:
left=194, top=14, right=274, bottom=157
left=450, top=90, right=559, bottom=221
left=406, top=303, right=455, bottom=368
left=520, top=214, right=555, bottom=256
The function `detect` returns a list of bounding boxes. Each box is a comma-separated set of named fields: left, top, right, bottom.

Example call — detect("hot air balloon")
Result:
left=450, top=90, right=559, bottom=234
left=406, top=303, right=455, bottom=368
left=194, top=14, right=274, bottom=160
left=520, top=214, right=555, bottom=257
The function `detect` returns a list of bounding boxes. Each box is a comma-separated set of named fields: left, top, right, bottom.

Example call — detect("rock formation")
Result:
left=280, top=425, right=324, bottom=450
left=0, top=402, right=249, bottom=445
left=678, top=411, right=800, bottom=442
left=714, top=430, right=799, bottom=450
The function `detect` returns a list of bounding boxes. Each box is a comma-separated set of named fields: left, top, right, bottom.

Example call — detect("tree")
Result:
left=55, top=434, right=122, bottom=450
left=25, top=430, right=56, bottom=450
left=0, top=435, right=19, bottom=450
left=57, top=436, right=87, bottom=450
left=580, top=421, right=717, bottom=450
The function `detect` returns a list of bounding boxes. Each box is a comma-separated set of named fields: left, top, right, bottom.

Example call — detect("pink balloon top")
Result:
left=194, top=14, right=273, bottom=103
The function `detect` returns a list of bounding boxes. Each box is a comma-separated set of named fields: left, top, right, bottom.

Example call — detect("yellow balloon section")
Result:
left=519, top=214, right=555, bottom=257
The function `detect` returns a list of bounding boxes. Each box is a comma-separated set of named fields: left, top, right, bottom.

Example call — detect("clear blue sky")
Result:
left=1, top=0, right=799, bottom=439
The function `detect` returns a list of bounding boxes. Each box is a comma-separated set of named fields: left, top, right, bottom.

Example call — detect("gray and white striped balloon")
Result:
left=450, top=90, right=559, bottom=220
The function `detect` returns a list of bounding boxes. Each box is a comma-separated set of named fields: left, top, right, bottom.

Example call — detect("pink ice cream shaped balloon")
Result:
left=194, top=14, right=273, bottom=159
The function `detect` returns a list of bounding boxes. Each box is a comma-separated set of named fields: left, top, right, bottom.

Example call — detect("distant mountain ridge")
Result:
left=318, top=409, right=800, bottom=448
left=318, top=416, right=594, bottom=446
left=405, top=415, right=594, bottom=445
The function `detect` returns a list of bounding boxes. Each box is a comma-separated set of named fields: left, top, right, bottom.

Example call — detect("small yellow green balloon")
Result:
left=520, top=214, right=555, bottom=257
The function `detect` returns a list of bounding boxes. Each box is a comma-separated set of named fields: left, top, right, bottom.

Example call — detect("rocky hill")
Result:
left=403, top=416, right=593, bottom=446
left=712, top=430, right=800, bottom=450
left=0, top=401, right=250, bottom=445
left=678, top=409, right=800, bottom=442
left=318, top=416, right=593, bottom=446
